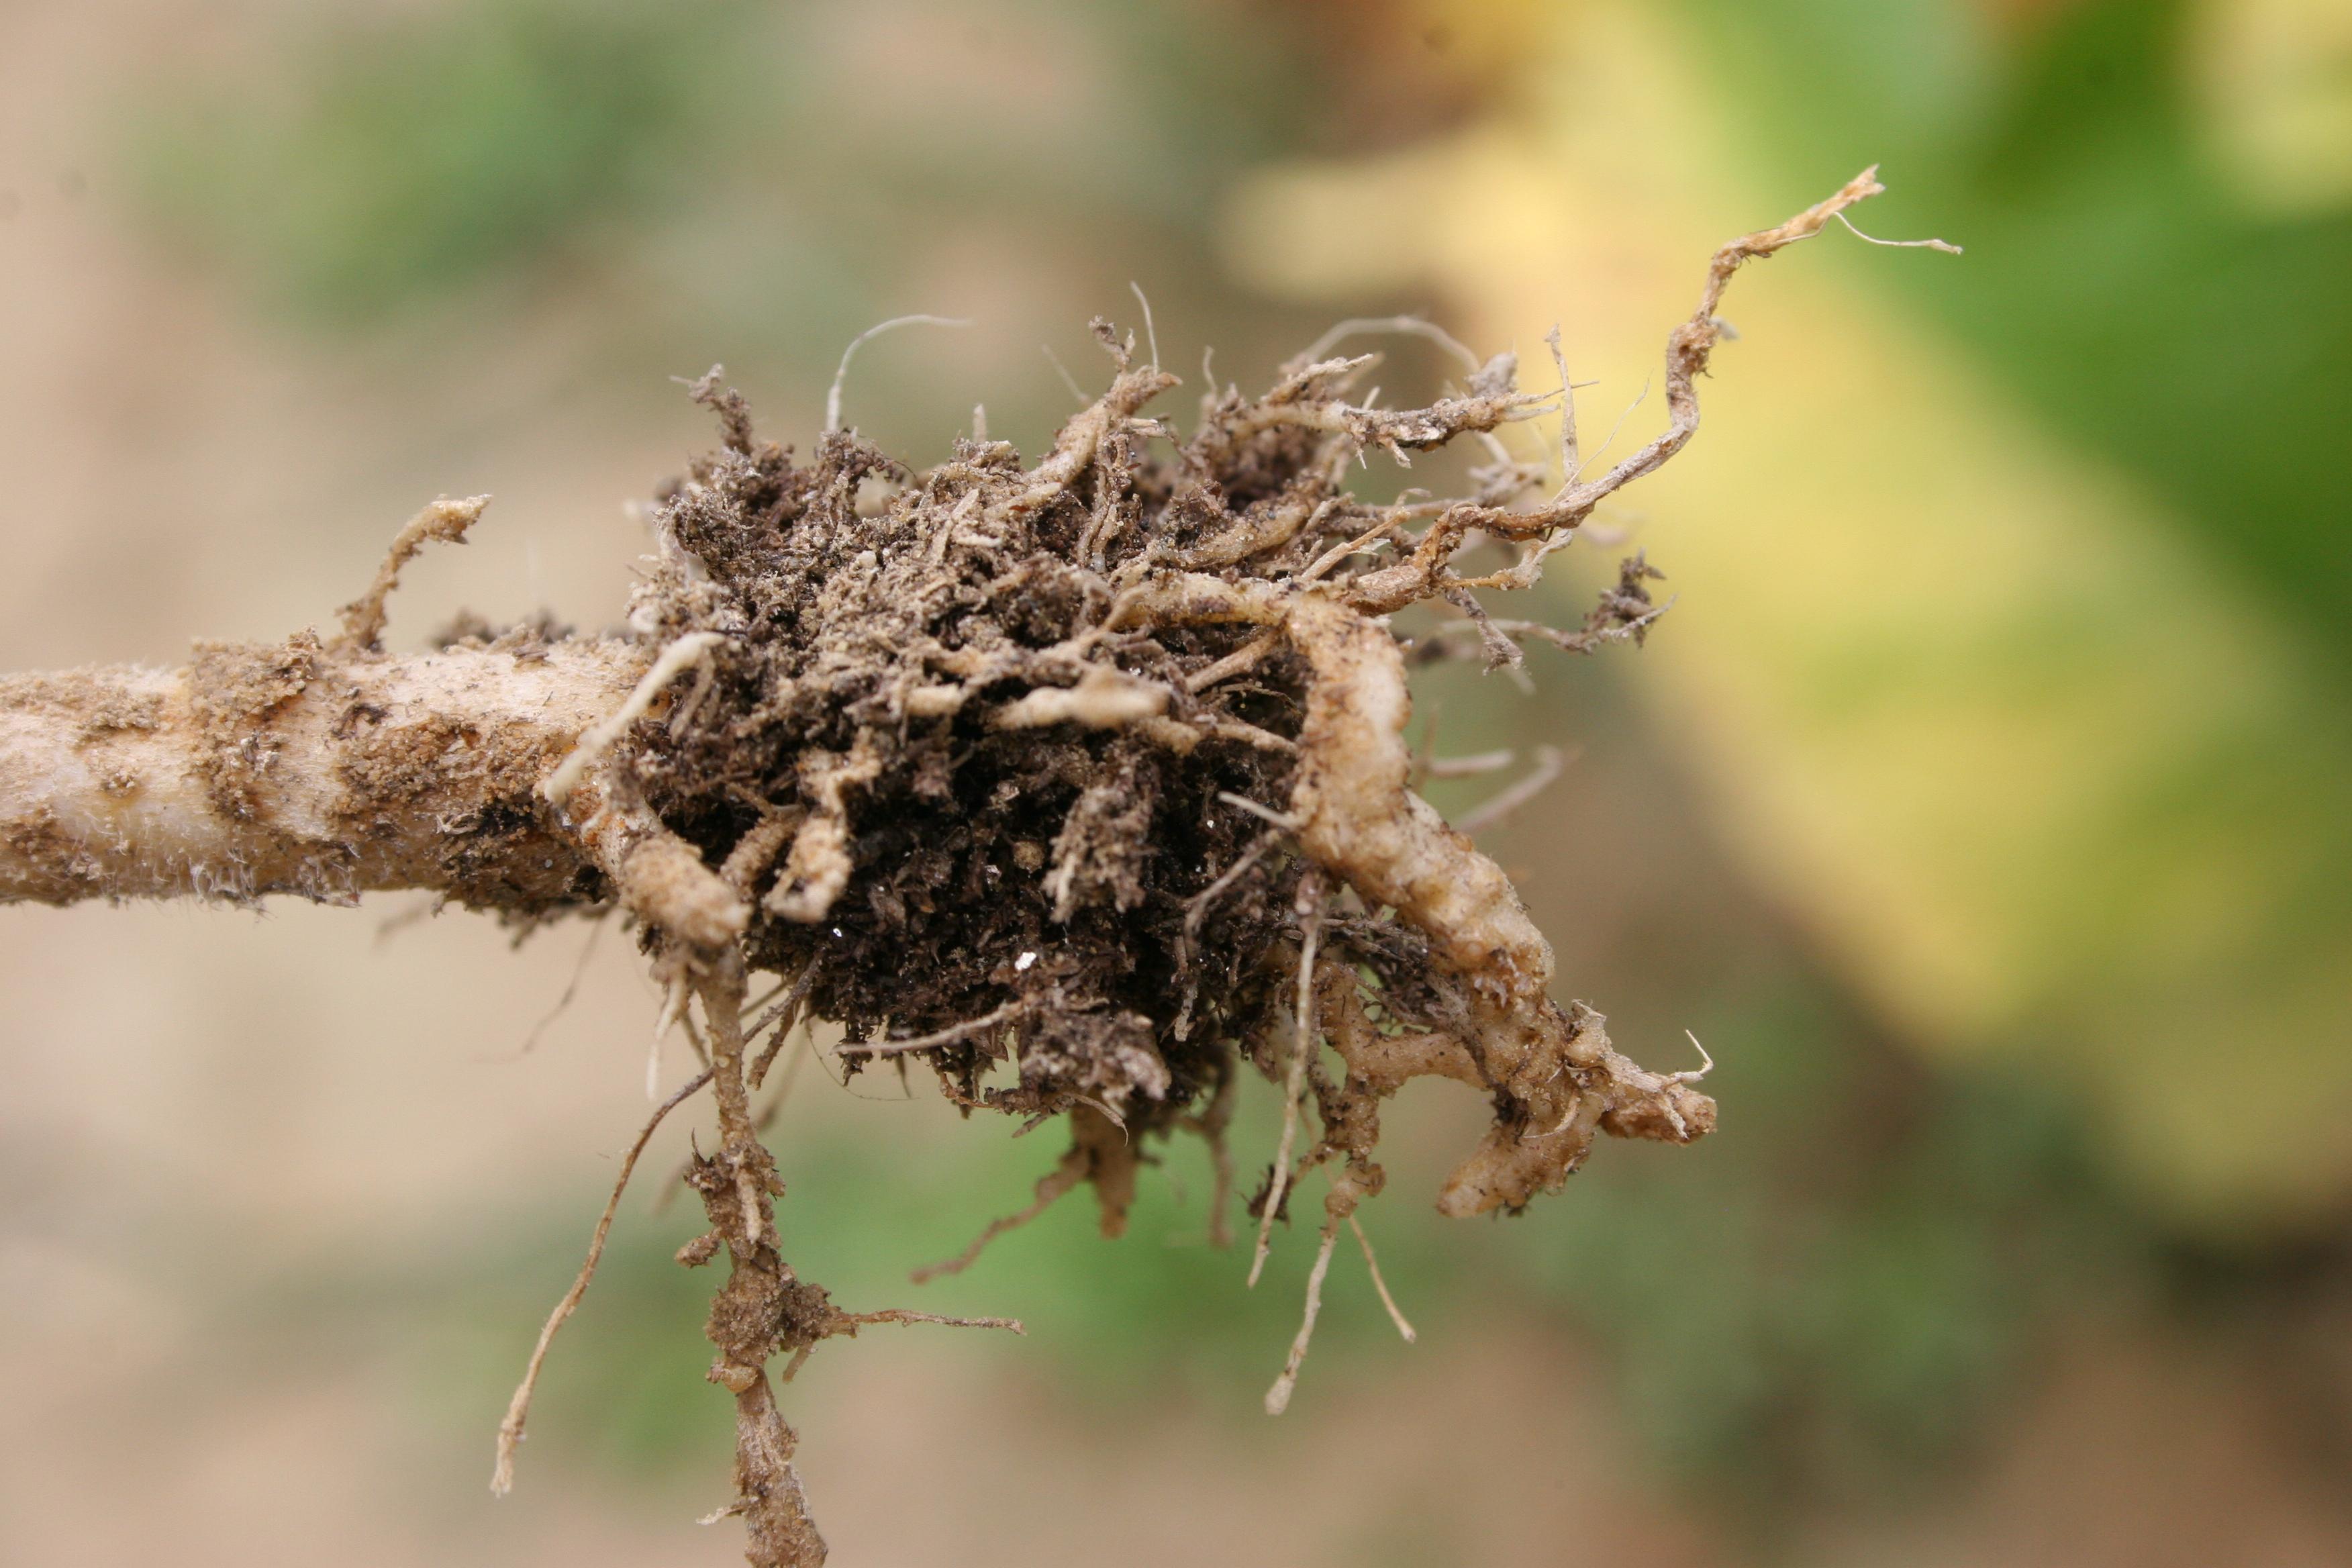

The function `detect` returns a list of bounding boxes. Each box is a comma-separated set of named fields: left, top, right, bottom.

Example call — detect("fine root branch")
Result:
left=493, top=1066, right=714, bottom=1495
left=336, top=495, right=486, bottom=653
left=1351, top=1214, right=1416, bottom=1344
left=1251, top=871, right=1324, bottom=1289
left=1455, top=744, right=1568, bottom=836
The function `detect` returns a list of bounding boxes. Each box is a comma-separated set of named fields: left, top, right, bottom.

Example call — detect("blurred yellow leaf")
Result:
left=2191, top=0, right=2352, bottom=213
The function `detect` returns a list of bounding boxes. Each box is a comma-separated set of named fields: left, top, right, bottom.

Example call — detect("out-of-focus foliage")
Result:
left=137, top=1, right=747, bottom=323
left=128, top=0, right=1355, bottom=460
left=1680, top=0, right=2352, bottom=676
left=2193, top=0, right=2352, bottom=211
left=1673, top=0, right=2352, bottom=1222
left=134, top=0, right=1324, bottom=324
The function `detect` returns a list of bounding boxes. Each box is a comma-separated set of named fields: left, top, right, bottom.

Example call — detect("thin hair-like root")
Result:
left=1042, top=343, right=1088, bottom=407
left=544, top=632, right=728, bottom=809
left=507, top=914, right=608, bottom=1060
left=748, top=961, right=820, bottom=1088
left=1251, top=873, right=1324, bottom=1289
left=493, top=1066, right=714, bottom=1495
left=646, top=971, right=691, bottom=1098
left=841, top=999, right=1028, bottom=1061
left=1569, top=377, right=1651, bottom=488
left=911, top=1157, right=1087, bottom=1285
left=1127, top=282, right=1161, bottom=373
left=1455, top=745, right=1568, bottom=836
left=1351, top=1215, right=1416, bottom=1344
left=1264, top=1199, right=1344, bottom=1415
left=1832, top=209, right=1963, bottom=254
left=1544, top=324, right=1583, bottom=486
left=1294, top=314, right=1483, bottom=375
left=826, top=314, right=971, bottom=433
left=834, top=1308, right=1026, bottom=1335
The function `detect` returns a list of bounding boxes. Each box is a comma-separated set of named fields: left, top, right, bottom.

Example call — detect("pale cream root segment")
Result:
left=766, top=738, right=882, bottom=924
left=989, top=666, right=1169, bottom=730
left=620, top=830, right=752, bottom=951
left=1280, top=592, right=1716, bottom=1213
left=1285, top=590, right=1556, bottom=1018
left=0, top=638, right=644, bottom=908
left=543, top=629, right=726, bottom=807
left=1110, top=571, right=1713, bottom=1216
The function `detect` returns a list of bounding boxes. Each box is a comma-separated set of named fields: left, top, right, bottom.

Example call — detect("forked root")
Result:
left=1265, top=1200, right=1346, bottom=1416
left=1263, top=1169, right=1404, bottom=1415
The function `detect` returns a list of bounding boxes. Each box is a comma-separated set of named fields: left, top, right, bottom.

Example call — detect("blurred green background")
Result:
left=2, top=1, right=2349, bottom=1564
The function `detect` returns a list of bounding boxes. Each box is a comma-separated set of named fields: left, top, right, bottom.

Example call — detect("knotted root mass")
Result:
left=492, top=170, right=1904, bottom=1568
left=0, top=170, right=1925, bottom=1568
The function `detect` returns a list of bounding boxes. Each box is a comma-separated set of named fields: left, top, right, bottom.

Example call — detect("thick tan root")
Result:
left=0, top=638, right=641, bottom=910
left=1088, top=165, right=1889, bottom=1217
left=1282, top=589, right=1714, bottom=1213
left=722, top=1377, right=828, bottom=1567
left=1114, top=571, right=1713, bottom=1214
left=555, top=762, right=750, bottom=952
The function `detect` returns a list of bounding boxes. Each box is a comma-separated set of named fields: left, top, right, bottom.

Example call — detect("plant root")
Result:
left=1264, top=1183, right=1349, bottom=1416
left=912, top=1156, right=1083, bottom=1285
left=0, top=171, right=1918, bottom=1564
left=1251, top=871, right=1325, bottom=1287
left=493, top=1065, right=714, bottom=1495
left=1351, top=1215, right=1416, bottom=1344
left=335, top=494, right=486, bottom=653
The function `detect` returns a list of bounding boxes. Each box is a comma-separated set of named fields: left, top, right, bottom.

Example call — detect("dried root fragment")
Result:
left=0, top=171, right=1924, bottom=1565
left=334, top=494, right=486, bottom=653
